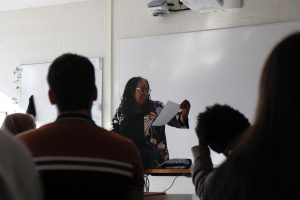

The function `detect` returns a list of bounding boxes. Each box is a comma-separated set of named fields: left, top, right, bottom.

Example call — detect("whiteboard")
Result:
left=119, top=21, right=300, bottom=165
left=19, top=58, right=103, bottom=127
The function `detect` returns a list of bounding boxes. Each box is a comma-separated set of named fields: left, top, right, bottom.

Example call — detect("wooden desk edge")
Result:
left=145, top=169, right=191, bottom=174
left=144, top=192, right=166, bottom=197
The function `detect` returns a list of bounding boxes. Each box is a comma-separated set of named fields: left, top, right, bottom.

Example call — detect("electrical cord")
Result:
left=161, top=176, right=179, bottom=193
left=169, top=8, right=190, bottom=12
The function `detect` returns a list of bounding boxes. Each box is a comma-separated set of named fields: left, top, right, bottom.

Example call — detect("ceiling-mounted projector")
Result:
left=147, top=0, right=242, bottom=17
left=180, top=0, right=242, bottom=11
left=180, top=0, right=223, bottom=10
left=147, top=0, right=169, bottom=16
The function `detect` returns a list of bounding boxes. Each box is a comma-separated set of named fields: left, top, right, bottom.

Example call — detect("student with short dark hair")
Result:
left=46, top=53, right=96, bottom=111
left=207, top=33, right=300, bottom=200
left=192, top=103, right=250, bottom=199
left=17, top=53, right=144, bottom=200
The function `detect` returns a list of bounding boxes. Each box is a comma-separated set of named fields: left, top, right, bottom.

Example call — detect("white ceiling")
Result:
left=0, top=0, right=95, bottom=11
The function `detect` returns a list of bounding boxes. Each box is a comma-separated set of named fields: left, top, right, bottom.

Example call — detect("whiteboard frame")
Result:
left=19, top=58, right=103, bottom=127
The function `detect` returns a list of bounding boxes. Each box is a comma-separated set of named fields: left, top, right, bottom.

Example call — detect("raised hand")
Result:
left=180, top=99, right=191, bottom=122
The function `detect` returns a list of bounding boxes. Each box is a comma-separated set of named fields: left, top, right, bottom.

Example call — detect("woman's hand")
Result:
left=180, top=99, right=191, bottom=122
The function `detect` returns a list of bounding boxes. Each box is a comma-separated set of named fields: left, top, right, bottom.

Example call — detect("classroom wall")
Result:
left=1, top=0, right=300, bottom=129
left=0, top=0, right=111, bottom=124
left=113, top=0, right=300, bottom=38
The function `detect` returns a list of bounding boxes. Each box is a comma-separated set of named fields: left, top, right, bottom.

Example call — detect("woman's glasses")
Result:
left=136, top=88, right=151, bottom=95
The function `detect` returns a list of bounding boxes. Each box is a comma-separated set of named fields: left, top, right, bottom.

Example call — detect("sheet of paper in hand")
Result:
left=152, top=100, right=180, bottom=126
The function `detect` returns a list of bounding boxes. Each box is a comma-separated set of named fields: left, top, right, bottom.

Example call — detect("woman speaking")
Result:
left=112, top=76, right=190, bottom=168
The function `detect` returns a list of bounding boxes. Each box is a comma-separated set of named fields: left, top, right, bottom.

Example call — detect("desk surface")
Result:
left=166, top=194, right=199, bottom=200
left=145, top=169, right=191, bottom=176
left=144, top=169, right=192, bottom=193
left=144, top=192, right=199, bottom=200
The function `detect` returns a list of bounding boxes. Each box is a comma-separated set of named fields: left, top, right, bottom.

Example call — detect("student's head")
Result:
left=47, top=53, right=97, bottom=112
left=255, top=32, right=300, bottom=131
left=1, top=113, right=36, bottom=136
left=195, top=104, right=250, bottom=156
left=240, top=33, right=300, bottom=155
